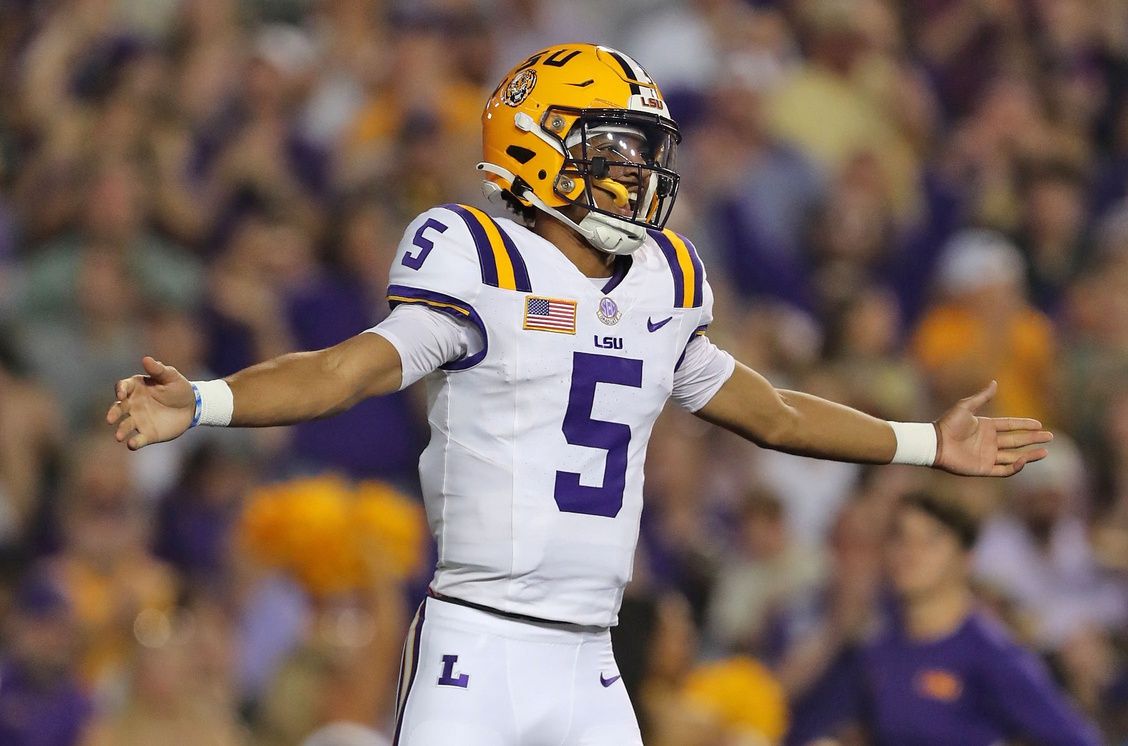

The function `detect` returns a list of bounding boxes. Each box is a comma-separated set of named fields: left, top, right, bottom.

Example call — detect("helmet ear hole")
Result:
left=506, top=145, right=536, bottom=164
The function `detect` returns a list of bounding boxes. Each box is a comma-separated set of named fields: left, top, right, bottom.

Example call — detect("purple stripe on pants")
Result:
left=392, top=599, right=427, bottom=745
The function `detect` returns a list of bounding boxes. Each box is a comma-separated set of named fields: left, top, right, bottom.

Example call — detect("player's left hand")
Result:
left=933, top=380, right=1052, bottom=477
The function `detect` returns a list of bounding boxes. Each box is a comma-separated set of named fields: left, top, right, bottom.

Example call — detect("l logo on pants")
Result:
left=438, top=654, right=470, bottom=688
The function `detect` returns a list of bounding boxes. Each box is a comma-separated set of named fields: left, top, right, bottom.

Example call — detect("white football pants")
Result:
left=391, top=595, right=643, bottom=745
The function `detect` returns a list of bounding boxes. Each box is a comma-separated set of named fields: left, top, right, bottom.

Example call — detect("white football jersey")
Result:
left=387, top=203, right=716, bottom=627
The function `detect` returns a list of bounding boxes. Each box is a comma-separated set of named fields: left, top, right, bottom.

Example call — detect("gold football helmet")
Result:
left=480, top=44, right=680, bottom=254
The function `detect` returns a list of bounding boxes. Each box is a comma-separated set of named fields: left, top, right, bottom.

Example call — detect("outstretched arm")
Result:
left=106, top=333, right=403, bottom=450
left=107, top=303, right=475, bottom=450
left=695, top=361, right=1051, bottom=476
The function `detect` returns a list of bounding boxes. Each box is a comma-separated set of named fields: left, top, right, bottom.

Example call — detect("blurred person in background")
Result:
left=153, top=441, right=255, bottom=589
left=1058, top=202, right=1128, bottom=445
left=637, top=409, right=722, bottom=621
left=974, top=436, right=1128, bottom=652
left=343, top=7, right=494, bottom=207
left=202, top=198, right=426, bottom=482
left=1054, top=621, right=1128, bottom=741
left=1092, top=381, right=1128, bottom=564
left=45, top=432, right=178, bottom=697
left=0, top=570, right=92, bottom=746
left=798, top=491, right=1101, bottom=746
left=766, top=490, right=887, bottom=746
left=821, top=284, right=925, bottom=423
left=765, top=0, right=922, bottom=221
left=695, top=35, right=825, bottom=312
left=203, top=209, right=303, bottom=376
left=910, top=0, right=1032, bottom=119
left=622, top=0, right=743, bottom=98
left=80, top=601, right=245, bottom=746
left=14, top=156, right=202, bottom=427
left=201, top=22, right=328, bottom=239
left=912, top=228, right=1057, bottom=425
left=167, top=0, right=245, bottom=134
left=487, top=0, right=604, bottom=84
left=17, top=237, right=146, bottom=426
left=297, top=0, right=383, bottom=156
left=705, top=487, right=827, bottom=655
left=19, top=155, right=201, bottom=315
left=251, top=570, right=407, bottom=745
left=0, top=334, right=65, bottom=558
left=614, top=590, right=787, bottom=746
left=1015, top=159, right=1092, bottom=315
left=131, top=306, right=256, bottom=500
left=805, top=152, right=897, bottom=318
left=1094, top=96, right=1128, bottom=216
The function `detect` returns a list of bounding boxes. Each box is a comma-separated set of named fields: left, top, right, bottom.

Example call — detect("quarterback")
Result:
left=107, top=45, right=1051, bottom=745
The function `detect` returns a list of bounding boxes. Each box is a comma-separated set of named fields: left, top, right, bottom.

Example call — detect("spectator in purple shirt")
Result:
left=0, top=570, right=92, bottom=746
left=797, top=491, right=1101, bottom=746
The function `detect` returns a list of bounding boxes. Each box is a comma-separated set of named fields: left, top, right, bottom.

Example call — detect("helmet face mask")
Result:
left=556, top=108, right=681, bottom=234
left=479, top=44, right=682, bottom=255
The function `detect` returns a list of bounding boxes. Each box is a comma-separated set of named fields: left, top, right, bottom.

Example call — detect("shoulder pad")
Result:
left=442, top=204, right=531, bottom=292
left=388, top=204, right=534, bottom=314
left=391, top=204, right=532, bottom=294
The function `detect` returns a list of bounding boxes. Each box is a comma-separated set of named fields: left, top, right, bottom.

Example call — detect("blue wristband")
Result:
left=190, top=383, right=202, bottom=428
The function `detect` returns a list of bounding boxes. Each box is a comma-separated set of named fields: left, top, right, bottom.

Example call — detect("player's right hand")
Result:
left=106, top=356, right=195, bottom=450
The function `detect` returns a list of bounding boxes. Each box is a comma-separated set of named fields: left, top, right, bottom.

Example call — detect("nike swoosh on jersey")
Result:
left=647, top=316, right=673, bottom=332
left=600, top=673, right=621, bottom=687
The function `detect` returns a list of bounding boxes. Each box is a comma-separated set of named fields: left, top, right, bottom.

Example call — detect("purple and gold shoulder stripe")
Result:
left=442, top=203, right=532, bottom=293
left=648, top=228, right=704, bottom=309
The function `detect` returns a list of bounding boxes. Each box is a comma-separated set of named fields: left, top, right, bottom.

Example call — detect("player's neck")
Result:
left=902, top=584, right=973, bottom=642
left=532, top=217, right=617, bottom=278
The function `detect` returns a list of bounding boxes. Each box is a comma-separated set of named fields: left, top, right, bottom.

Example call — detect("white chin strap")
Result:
left=575, top=210, right=647, bottom=255
left=477, top=161, right=654, bottom=255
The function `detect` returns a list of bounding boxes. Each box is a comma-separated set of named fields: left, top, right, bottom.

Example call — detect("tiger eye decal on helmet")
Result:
left=479, top=43, right=682, bottom=255
left=502, top=69, right=537, bottom=107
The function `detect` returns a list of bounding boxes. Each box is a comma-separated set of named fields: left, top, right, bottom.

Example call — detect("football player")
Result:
left=106, top=45, right=1052, bottom=745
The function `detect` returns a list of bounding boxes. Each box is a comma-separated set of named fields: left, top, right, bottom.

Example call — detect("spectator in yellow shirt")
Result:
left=912, top=229, right=1056, bottom=425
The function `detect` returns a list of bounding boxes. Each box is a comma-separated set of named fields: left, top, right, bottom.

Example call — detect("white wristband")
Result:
left=888, top=421, right=938, bottom=466
left=189, top=379, right=234, bottom=427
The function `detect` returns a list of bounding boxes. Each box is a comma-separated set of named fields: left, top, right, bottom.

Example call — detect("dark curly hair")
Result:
left=500, top=190, right=538, bottom=226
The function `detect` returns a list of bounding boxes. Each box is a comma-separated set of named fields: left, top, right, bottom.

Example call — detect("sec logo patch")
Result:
left=596, top=297, right=621, bottom=325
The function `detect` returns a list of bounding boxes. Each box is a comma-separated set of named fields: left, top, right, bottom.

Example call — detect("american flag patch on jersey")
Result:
left=523, top=296, right=577, bottom=334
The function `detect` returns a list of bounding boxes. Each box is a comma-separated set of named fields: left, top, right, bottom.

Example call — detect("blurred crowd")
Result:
left=1, top=0, right=1127, bottom=744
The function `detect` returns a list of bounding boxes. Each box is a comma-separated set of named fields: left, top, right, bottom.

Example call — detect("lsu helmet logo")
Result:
left=502, top=69, right=537, bottom=107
